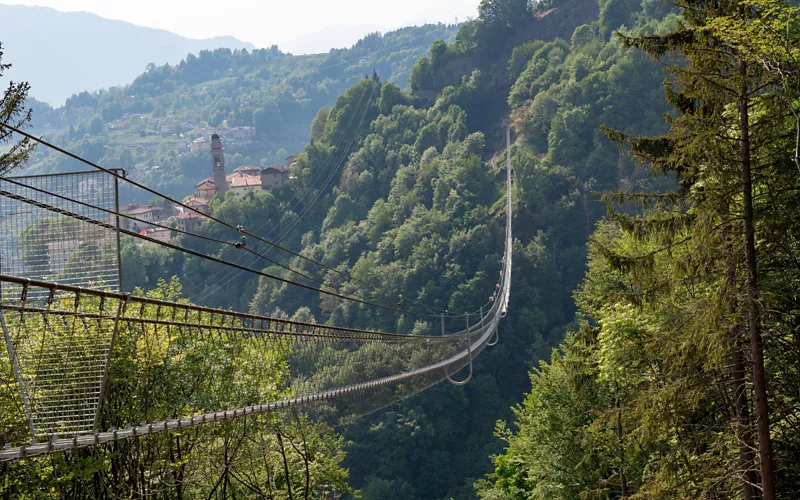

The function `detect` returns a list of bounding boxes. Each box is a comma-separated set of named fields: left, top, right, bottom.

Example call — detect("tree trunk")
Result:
left=731, top=326, right=759, bottom=500
left=616, top=397, right=628, bottom=497
left=727, top=252, right=759, bottom=500
left=582, top=186, right=591, bottom=238
left=738, top=56, right=776, bottom=500
left=276, top=428, right=294, bottom=500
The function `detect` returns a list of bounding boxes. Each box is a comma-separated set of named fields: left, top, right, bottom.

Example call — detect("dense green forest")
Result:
left=475, top=0, right=800, bottom=498
left=3, top=0, right=800, bottom=497
left=116, top=0, right=681, bottom=496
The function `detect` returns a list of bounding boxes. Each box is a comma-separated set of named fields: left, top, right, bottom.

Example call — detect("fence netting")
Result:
left=0, top=170, right=121, bottom=298
left=0, top=276, right=489, bottom=460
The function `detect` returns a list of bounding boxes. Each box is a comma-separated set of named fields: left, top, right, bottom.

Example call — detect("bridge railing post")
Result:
left=94, top=294, right=130, bottom=432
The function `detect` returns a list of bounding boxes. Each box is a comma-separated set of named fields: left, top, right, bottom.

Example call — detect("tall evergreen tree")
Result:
left=481, top=1, right=800, bottom=498
left=612, top=2, right=800, bottom=494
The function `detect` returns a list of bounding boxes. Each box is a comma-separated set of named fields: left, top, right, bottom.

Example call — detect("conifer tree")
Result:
left=605, top=1, right=800, bottom=496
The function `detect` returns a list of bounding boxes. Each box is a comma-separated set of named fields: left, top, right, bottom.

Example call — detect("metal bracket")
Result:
left=235, top=225, right=247, bottom=249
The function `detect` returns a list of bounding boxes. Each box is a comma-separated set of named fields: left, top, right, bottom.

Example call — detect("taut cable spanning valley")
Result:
left=0, top=175, right=431, bottom=315
left=0, top=188, right=439, bottom=316
left=0, top=121, right=455, bottom=317
left=0, top=124, right=513, bottom=462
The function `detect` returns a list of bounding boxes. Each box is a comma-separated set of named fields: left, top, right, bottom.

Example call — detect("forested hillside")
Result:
left=19, top=24, right=458, bottom=199
left=4, top=0, right=798, bottom=496
left=116, top=0, right=681, bottom=497
left=477, top=0, right=800, bottom=498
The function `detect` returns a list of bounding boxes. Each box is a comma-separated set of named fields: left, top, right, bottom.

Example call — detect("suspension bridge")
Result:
left=0, top=122, right=514, bottom=463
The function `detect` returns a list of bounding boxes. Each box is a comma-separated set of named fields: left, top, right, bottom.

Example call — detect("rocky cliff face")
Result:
left=525, top=0, right=600, bottom=43
left=417, top=0, right=600, bottom=100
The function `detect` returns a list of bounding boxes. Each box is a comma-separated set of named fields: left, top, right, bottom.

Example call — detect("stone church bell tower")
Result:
left=210, top=134, right=228, bottom=195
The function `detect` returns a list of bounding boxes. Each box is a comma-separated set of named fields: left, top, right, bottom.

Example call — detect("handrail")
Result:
left=0, top=273, right=441, bottom=342
left=0, top=127, right=514, bottom=461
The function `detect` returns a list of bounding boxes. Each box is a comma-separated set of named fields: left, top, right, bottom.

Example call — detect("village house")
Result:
left=176, top=196, right=209, bottom=216
left=120, top=202, right=147, bottom=213
left=145, top=227, right=173, bottom=243
left=149, top=206, right=169, bottom=221
left=190, top=137, right=209, bottom=152
left=195, top=179, right=217, bottom=200
left=119, top=203, right=169, bottom=232
left=230, top=175, right=263, bottom=197
left=227, top=165, right=261, bottom=184
left=124, top=206, right=155, bottom=231
left=193, top=135, right=298, bottom=200
left=176, top=211, right=203, bottom=233
left=229, top=126, right=256, bottom=145
left=260, top=164, right=290, bottom=189
left=285, top=154, right=300, bottom=168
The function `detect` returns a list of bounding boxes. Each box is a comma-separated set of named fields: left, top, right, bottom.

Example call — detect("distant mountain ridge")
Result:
left=0, top=4, right=255, bottom=106
left=281, top=24, right=387, bottom=55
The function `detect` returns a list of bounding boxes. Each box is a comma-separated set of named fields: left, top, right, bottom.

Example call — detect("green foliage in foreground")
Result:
left=0, top=279, right=351, bottom=498
left=0, top=41, right=33, bottom=175
left=478, top=0, right=800, bottom=498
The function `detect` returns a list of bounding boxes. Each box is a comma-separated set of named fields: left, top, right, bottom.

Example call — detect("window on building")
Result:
left=215, top=155, right=221, bottom=166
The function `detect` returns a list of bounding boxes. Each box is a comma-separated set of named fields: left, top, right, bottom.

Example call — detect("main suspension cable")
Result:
left=0, top=121, right=452, bottom=316
left=0, top=175, right=422, bottom=312
left=0, top=187, right=442, bottom=317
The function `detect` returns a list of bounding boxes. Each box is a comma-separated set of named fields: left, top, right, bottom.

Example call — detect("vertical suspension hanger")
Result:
left=486, top=304, right=499, bottom=347
left=1, top=281, right=36, bottom=438
left=446, top=313, right=472, bottom=386
left=95, top=294, right=130, bottom=432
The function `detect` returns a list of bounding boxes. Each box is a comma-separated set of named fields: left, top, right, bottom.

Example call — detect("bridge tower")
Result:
left=210, top=134, right=228, bottom=196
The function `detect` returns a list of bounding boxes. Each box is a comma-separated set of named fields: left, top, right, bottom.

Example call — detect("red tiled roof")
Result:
left=226, top=171, right=248, bottom=182
left=176, top=211, right=203, bottom=220
left=231, top=176, right=262, bottom=188
left=262, top=164, right=289, bottom=173
left=127, top=207, right=154, bottom=215
left=196, top=178, right=216, bottom=189
left=234, top=165, right=261, bottom=174
left=121, top=203, right=147, bottom=212
left=185, top=197, right=209, bottom=206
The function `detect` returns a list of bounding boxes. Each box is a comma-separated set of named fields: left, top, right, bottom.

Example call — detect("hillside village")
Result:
left=120, top=133, right=295, bottom=240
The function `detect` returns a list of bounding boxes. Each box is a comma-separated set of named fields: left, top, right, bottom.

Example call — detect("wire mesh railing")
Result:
left=0, top=133, right=513, bottom=463
left=0, top=269, right=508, bottom=460
left=0, top=170, right=122, bottom=298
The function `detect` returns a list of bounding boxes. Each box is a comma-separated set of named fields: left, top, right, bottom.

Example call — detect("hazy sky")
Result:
left=5, top=1, right=480, bottom=50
